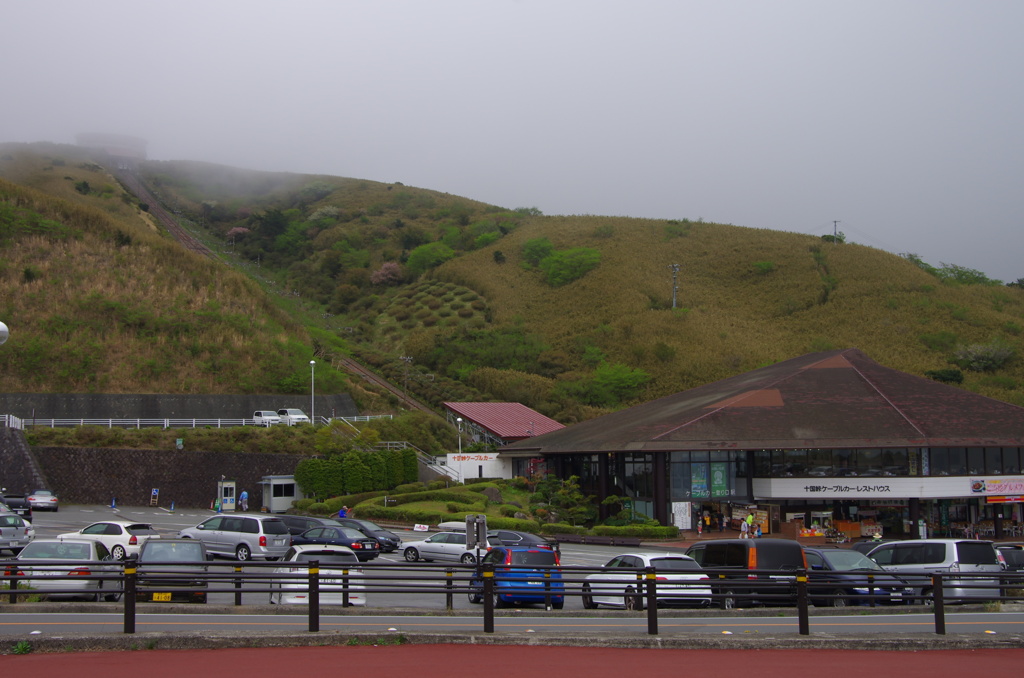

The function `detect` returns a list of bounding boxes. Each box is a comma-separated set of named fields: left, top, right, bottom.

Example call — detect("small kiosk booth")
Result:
left=260, top=475, right=301, bottom=514
left=216, top=479, right=236, bottom=512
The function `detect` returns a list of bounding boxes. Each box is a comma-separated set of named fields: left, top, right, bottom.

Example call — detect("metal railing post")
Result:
left=308, top=560, right=320, bottom=632
left=932, top=574, right=945, bottom=635
left=544, top=568, right=552, bottom=611
left=482, top=563, right=495, bottom=633
left=342, top=566, right=350, bottom=608
left=445, top=568, right=454, bottom=610
left=123, top=562, right=137, bottom=634
left=645, top=566, right=658, bottom=635
left=234, top=565, right=243, bottom=606
left=6, top=568, right=18, bottom=604
left=796, top=569, right=810, bottom=636
left=867, top=573, right=876, bottom=608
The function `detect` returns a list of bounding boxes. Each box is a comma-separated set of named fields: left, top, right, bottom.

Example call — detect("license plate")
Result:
left=528, top=581, right=542, bottom=586
left=890, top=592, right=902, bottom=598
left=153, top=592, right=172, bottom=602
left=274, top=539, right=286, bottom=545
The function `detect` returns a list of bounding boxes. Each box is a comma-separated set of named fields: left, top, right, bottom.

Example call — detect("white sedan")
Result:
left=270, top=544, right=365, bottom=606
left=582, top=552, right=713, bottom=610
left=58, top=520, right=161, bottom=560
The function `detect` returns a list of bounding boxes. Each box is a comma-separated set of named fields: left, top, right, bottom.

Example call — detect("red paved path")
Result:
left=2, top=645, right=1022, bottom=676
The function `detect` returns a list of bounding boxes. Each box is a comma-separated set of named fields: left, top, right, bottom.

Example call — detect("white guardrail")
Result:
left=0, top=414, right=391, bottom=430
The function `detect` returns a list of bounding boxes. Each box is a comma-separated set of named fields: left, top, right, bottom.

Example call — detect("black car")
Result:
left=334, top=517, right=402, bottom=553
left=488, top=529, right=558, bottom=552
left=0, top=493, right=32, bottom=519
left=290, top=526, right=381, bottom=561
left=685, top=538, right=807, bottom=609
left=804, top=547, right=913, bottom=607
left=278, top=515, right=343, bottom=537
left=135, top=538, right=210, bottom=604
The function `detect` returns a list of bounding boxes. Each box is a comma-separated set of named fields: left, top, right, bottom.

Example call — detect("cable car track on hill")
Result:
left=112, top=168, right=213, bottom=258
left=336, top=357, right=435, bottom=415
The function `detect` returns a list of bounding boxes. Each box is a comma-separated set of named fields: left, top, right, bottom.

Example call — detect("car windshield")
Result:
left=823, top=550, right=884, bottom=571
left=21, top=542, right=92, bottom=559
left=650, top=557, right=702, bottom=571
left=296, top=552, right=359, bottom=565
left=142, top=542, right=204, bottom=561
left=339, top=527, right=368, bottom=538
left=261, top=519, right=289, bottom=535
left=32, top=490, right=53, bottom=497
left=127, top=525, right=160, bottom=535
left=358, top=520, right=384, bottom=531
left=510, top=550, right=558, bottom=566
left=0, top=516, right=23, bottom=527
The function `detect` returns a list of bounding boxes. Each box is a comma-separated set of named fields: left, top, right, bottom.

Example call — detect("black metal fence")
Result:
left=4, top=559, right=1021, bottom=636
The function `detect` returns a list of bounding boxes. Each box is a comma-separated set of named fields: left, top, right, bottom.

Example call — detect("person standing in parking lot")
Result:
left=239, top=489, right=249, bottom=512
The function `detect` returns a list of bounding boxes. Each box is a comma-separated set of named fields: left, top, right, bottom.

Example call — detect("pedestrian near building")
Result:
left=338, top=505, right=348, bottom=519
left=740, top=517, right=749, bottom=539
left=239, top=489, right=249, bottom=512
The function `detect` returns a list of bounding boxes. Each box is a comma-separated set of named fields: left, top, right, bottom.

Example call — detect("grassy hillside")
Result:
left=0, top=145, right=355, bottom=398
left=3, top=142, right=1023, bottom=421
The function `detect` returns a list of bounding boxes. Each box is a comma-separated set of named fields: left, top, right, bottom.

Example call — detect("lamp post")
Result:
left=456, top=417, right=463, bottom=483
left=309, top=360, right=316, bottom=425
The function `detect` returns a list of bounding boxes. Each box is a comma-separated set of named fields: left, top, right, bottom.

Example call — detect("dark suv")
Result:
left=685, top=538, right=807, bottom=609
left=0, top=494, right=31, bottom=520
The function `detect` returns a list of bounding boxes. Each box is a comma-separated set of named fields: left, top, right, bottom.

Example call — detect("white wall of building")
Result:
left=445, top=452, right=512, bottom=482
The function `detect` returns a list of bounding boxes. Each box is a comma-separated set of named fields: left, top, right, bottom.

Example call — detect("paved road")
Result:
left=4, top=645, right=1024, bottom=677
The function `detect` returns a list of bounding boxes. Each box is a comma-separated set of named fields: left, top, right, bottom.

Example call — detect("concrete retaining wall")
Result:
left=26, top=446, right=302, bottom=510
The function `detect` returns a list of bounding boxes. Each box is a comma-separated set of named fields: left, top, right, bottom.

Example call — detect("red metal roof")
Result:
left=503, top=348, right=1024, bottom=453
left=443, top=402, right=564, bottom=441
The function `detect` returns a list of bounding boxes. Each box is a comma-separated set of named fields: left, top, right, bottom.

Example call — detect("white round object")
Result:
left=0, top=321, right=8, bottom=345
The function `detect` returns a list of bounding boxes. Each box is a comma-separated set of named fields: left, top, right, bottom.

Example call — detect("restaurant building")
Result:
left=501, top=349, right=1024, bottom=539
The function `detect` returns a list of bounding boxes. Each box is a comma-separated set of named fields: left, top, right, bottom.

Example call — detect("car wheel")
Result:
left=111, top=545, right=127, bottom=561
left=581, top=584, right=598, bottom=609
left=721, top=589, right=737, bottom=610
left=830, top=589, right=848, bottom=608
left=460, top=553, right=477, bottom=564
left=403, top=548, right=420, bottom=562
left=624, top=587, right=643, bottom=611
left=492, top=591, right=505, bottom=609
left=468, top=590, right=483, bottom=604
left=105, top=590, right=122, bottom=603
left=921, top=588, right=934, bottom=606
left=552, top=599, right=564, bottom=610
left=235, top=544, right=251, bottom=561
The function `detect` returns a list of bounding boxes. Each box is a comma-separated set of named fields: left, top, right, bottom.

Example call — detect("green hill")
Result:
left=2, top=142, right=1023, bottom=421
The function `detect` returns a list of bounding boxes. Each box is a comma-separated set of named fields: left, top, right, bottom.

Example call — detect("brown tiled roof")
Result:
left=443, top=402, right=564, bottom=441
left=502, top=349, right=1024, bottom=454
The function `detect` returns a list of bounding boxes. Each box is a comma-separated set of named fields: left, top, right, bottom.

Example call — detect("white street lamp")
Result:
left=310, top=360, right=316, bottom=425
left=0, top=321, right=8, bottom=345
left=456, top=417, right=463, bottom=483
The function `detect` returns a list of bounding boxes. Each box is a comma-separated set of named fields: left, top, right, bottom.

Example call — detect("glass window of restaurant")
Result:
left=670, top=451, right=743, bottom=500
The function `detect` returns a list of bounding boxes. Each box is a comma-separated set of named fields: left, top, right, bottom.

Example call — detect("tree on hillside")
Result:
left=406, top=242, right=455, bottom=276
left=539, top=247, right=601, bottom=286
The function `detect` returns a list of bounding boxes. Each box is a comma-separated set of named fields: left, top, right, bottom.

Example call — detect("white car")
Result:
left=11, top=538, right=121, bottom=601
left=253, top=410, right=281, bottom=426
left=276, top=408, right=310, bottom=426
left=270, top=544, right=365, bottom=606
left=582, top=552, right=713, bottom=610
left=58, top=520, right=161, bottom=560
left=402, top=531, right=496, bottom=564
left=0, top=513, right=35, bottom=555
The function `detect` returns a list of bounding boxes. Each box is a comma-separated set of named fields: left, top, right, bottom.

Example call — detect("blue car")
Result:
left=469, top=546, right=564, bottom=609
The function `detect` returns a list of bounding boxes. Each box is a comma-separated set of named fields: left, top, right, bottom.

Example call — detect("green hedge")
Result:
left=591, top=525, right=679, bottom=538
left=539, top=523, right=588, bottom=536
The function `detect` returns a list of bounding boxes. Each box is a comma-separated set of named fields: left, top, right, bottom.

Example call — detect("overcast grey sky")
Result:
left=4, top=1, right=1022, bottom=281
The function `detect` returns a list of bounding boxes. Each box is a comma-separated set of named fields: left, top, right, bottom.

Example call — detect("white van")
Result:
left=253, top=410, right=281, bottom=426
left=276, top=408, right=310, bottom=426
left=866, top=539, right=1003, bottom=603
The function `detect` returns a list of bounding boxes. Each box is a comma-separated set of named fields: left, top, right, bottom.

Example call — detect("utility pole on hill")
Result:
left=669, top=264, right=681, bottom=309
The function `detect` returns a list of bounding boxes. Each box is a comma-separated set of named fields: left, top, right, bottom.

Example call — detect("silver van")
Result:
left=178, top=514, right=291, bottom=561
left=865, top=539, right=1002, bottom=603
